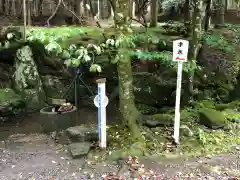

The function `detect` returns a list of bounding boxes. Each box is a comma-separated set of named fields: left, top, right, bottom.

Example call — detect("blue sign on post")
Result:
left=94, top=78, right=108, bottom=148
left=98, top=87, right=101, bottom=142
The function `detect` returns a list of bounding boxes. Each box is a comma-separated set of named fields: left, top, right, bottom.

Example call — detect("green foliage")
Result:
left=131, top=51, right=172, bottom=62
left=129, top=33, right=164, bottom=45
left=161, top=0, right=185, bottom=12
left=25, top=26, right=201, bottom=74
left=27, top=27, right=105, bottom=72
left=203, top=34, right=234, bottom=53
left=161, top=22, right=187, bottom=35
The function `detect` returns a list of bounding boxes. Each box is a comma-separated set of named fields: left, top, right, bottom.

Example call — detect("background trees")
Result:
left=0, top=0, right=239, bottom=26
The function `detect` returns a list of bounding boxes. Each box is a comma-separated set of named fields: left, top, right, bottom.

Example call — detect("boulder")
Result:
left=66, top=126, right=98, bottom=142
left=133, top=72, right=177, bottom=107
left=140, top=114, right=173, bottom=127
left=136, top=103, right=159, bottom=115
left=199, top=108, right=227, bottom=129
left=69, top=142, right=91, bottom=158
left=0, top=88, right=25, bottom=122
left=12, top=46, right=46, bottom=110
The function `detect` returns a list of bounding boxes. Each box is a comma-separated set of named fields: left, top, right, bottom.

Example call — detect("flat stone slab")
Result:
left=69, top=142, right=91, bottom=158
left=66, top=126, right=98, bottom=142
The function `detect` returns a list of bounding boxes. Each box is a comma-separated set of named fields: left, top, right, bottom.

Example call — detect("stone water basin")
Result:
left=39, top=106, right=77, bottom=134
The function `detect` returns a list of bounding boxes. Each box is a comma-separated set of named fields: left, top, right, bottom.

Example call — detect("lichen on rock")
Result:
left=12, top=45, right=45, bottom=110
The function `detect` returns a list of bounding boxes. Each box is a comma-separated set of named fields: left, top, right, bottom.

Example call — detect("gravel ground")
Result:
left=0, top=134, right=239, bottom=180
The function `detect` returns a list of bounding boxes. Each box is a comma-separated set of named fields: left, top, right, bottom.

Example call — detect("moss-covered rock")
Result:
left=197, top=29, right=240, bottom=101
left=180, top=108, right=199, bottom=122
left=141, top=114, right=173, bottom=127
left=135, top=103, right=159, bottom=115
left=133, top=72, right=177, bottom=107
left=215, top=100, right=240, bottom=111
left=199, top=108, right=227, bottom=129
left=193, top=100, right=216, bottom=109
left=12, top=46, right=46, bottom=110
left=0, top=88, right=25, bottom=121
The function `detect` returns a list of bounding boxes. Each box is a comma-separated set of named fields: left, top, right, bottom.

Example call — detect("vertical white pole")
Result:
left=23, top=0, right=27, bottom=41
left=97, top=79, right=107, bottom=149
left=173, top=62, right=183, bottom=144
left=97, top=0, right=100, bottom=18
left=132, top=1, right=135, bottom=18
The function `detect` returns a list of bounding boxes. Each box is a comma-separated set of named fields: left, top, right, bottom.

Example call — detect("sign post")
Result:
left=94, top=78, right=109, bottom=149
left=172, top=39, right=189, bottom=144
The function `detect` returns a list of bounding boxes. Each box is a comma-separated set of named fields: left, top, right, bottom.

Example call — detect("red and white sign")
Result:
left=172, top=39, right=189, bottom=144
left=172, top=39, right=189, bottom=62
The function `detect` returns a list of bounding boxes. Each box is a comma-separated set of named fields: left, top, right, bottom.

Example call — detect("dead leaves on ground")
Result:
left=103, top=156, right=161, bottom=180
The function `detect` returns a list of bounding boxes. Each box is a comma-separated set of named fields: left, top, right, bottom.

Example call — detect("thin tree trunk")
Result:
left=216, top=0, right=225, bottom=24
left=100, top=0, right=106, bottom=18
left=75, top=0, right=83, bottom=23
left=183, top=0, right=191, bottom=34
left=11, top=0, right=16, bottom=16
left=204, top=0, right=212, bottom=31
left=150, top=0, right=158, bottom=27
left=27, top=0, right=31, bottom=26
left=225, top=0, right=228, bottom=12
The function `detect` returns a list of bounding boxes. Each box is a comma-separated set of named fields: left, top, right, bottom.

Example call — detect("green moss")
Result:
left=194, top=100, right=216, bottom=109
left=152, top=113, right=173, bottom=120
left=180, top=108, right=199, bottom=122
left=0, top=88, right=25, bottom=116
left=0, top=88, right=24, bottom=107
left=199, top=108, right=227, bottom=129
left=180, top=126, right=240, bottom=156
left=223, top=109, right=240, bottom=123
left=215, top=103, right=230, bottom=111
left=215, top=100, right=240, bottom=111
left=149, top=113, right=174, bottom=126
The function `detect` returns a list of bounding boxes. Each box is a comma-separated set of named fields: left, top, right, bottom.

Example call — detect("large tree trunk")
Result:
left=117, top=54, right=141, bottom=140
left=149, top=0, right=158, bottom=27
left=115, top=0, right=142, bottom=140
left=188, top=0, right=205, bottom=98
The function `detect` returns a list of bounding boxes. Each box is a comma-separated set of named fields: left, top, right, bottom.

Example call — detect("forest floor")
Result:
left=0, top=133, right=239, bottom=180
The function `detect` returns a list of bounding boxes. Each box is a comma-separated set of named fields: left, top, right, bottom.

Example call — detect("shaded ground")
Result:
left=0, top=102, right=120, bottom=141
left=0, top=133, right=239, bottom=180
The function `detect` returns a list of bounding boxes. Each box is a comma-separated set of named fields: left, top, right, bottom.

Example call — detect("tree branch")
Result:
left=46, top=0, right=82, bottom=26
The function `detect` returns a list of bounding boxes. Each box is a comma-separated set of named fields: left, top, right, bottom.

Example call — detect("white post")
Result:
left=173, top=62, right=183, bottom=144
left=23, top=0, right=27, bottom=41
left=94, top=78, right=109, bottom=149
left=172, top=39, right=189, bottom=144
left=97, top=0, right=100, bottom=18
left=132, top=1, right=136, bottom=18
